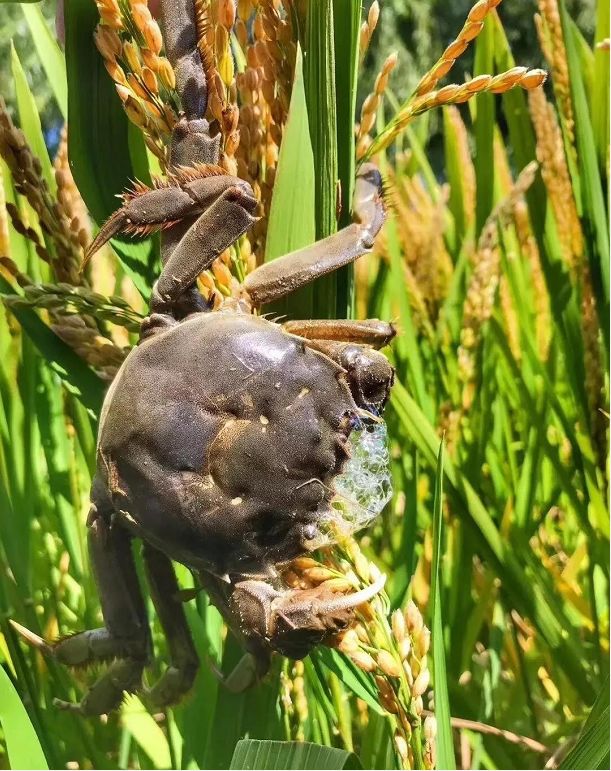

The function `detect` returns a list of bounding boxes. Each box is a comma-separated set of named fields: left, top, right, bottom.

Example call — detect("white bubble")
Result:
left=317, top=420, right=392, bottom=541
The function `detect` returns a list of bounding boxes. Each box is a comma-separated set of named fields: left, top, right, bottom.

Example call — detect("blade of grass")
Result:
left=121, top=695, right=172, bottom=770
left=1, top=277, right=105, bottom=416
left=560, top=676, right=610, bottom=770
left=558, top=0, right=610, bottom=352
left=391, top=380, right=594, bottom=701
left=313, top=648, right=385, bottom=716
left=230, top=739, right=361, bottom=770
left=473, top=17, right=495, bottom=236
left=10, top=43, right=55, bottom=194
left=0, top=666, right=49, bottom=770
left=429, top=441, right=456, bottom=770
left=21, top=4, right=67, bottom=119
left=592, top=1, right=610, bottom=172
left=264, top=43, right=316, bottom=320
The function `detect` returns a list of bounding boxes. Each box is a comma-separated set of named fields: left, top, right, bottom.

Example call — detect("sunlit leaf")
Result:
left=0, top=667, right=49, bottom=770
left=230, top=740, right=361, bottom=770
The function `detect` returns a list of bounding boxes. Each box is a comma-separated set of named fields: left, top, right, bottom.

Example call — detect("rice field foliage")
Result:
left=0, top=0, right=609, bottom=768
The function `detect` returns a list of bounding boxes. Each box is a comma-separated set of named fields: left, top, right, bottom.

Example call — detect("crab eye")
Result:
left=340, top=347, right=394, bottom=412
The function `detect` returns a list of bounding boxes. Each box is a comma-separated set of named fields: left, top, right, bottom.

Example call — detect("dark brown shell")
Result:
left=95, top=311, right=358, bottom=576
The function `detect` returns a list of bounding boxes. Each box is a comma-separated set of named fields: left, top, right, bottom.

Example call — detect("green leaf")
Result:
left=443, top=107, right=468, bottom=246
left=203, top=637, right=284, bottom=769
left=313, top=647, right=385, bottom=716
left=21, top=3, right=67, bottom=119
left=264, top=43, right=316, bottom=319
left=473, top=16, right=495, bottom=235
left=230, top=740, right=361, bottom=770
left=304, top=0, right=337, bottom=243
left=64, top=0, right=158, bottom=297
left=383, top=208, right=432, bottom=420
left=265, top=44, right=316, bottom=258
left=121, top=695, right=172, bottom=769
left=429, top=442, right=456, bottom=770
left=0, top=666, right=49, bottom=770
left=561, top=677, right=610, bottom=769
left=390, top=381, right=594, bottom=701
left=10, top=42, right=55, bottom=194
left=592, top=0, right=610, bottom=172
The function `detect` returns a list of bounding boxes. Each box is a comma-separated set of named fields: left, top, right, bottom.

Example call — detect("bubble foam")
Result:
left=320, top=420, right=393, bottom=539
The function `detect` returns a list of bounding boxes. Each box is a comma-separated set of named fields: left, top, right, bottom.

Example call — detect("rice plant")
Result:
left=0, top=0, right=608, bottom=768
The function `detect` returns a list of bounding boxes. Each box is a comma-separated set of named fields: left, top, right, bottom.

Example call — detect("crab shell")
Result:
left=95, top=310, right=365, bottom=577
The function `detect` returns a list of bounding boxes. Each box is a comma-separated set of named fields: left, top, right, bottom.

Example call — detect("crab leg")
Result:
left=242, top=163, right=385, bottom=306
left=159, top=0, right=207, bottom=122
left=282, top=319, right=396, bottom=349
left=141, top=544, right=200, bottom=707
left=11, top=509, right=152, bottom=716
left=56, top=515, right=150, bottom=714
left=152, top=184, right=257, bottom=311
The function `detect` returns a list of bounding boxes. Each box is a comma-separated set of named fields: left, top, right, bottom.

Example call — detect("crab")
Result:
left=11, top=0, right=396, bottom=715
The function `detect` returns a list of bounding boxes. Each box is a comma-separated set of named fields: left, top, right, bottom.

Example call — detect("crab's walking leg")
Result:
left=159, top=0, right=222, bottom=285
left=282, top=319, right=396, bottom=349
left=160, top=0, right=207, bottom=124
left=141, top=544, right=200, bottom=707
left=152, top=185, right=257, bottom=312
left=242, top=163, right=385, bottom=306
left=51, top=510, right=151, bottom=715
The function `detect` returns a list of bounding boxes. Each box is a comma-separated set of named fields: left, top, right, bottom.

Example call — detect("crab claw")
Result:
left=269, top=572, right=387, bottom=659
left=284, top=571, right=387, bottom=618
left=229, top=571, right=387, bottom=661
left=9, top=619, right=53, bottom=655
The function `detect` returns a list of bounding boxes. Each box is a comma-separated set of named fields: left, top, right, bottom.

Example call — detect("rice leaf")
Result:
left=558, top=0, right=610, bottom=347
left=121, top=695, right=172, bottom=769
left=313, top=647, right=385, bottom=716
left=429, top=442, right=456, bottom=770
left=391, top=381, right=594, bottom=701
left=304, top=0, right=339, bottom=318
left=0, top=276, right=105, bottom=416
left=561, top=676, right=610, bottom=770
left=10, top=43, right=55, bottom=194
left=264, top=44, right=316, bottom=319
left=592, top=1, right=610, bottom=171
left=230, top=739, right=361, bottom=769
left=332, top=0, right=360, bottom=317
left=21, top=3, right=67, bottom=119
left=0, top=666, right=49, bottom=770
left=473, top=17, right=495, bottom=235
left=264, top=46, right=315, bottom=258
